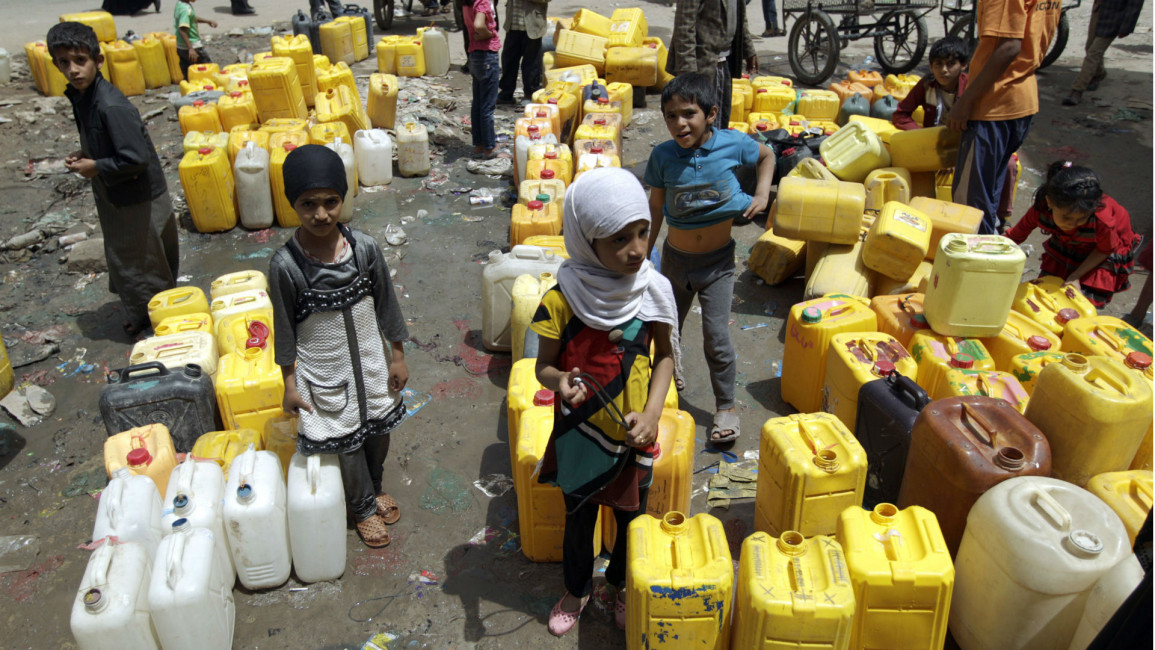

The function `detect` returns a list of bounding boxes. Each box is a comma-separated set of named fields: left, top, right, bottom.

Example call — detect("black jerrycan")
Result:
left=854, top=369, right=930, bottom=508
left=99, top=362, right=219, bottom=453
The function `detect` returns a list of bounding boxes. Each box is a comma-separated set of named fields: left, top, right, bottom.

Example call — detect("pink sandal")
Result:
left=615, top=592, right=626, bottom=630
left=547, top=594, right=588, bottom=636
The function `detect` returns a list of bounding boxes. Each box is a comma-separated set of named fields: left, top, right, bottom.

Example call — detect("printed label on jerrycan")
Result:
left=893, top=208, right=928, bottom=231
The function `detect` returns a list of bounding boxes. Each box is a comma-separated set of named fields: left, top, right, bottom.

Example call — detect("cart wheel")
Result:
left=947, top=13, right=976, bottom=53
left=1038, top=11, right=1069, bottom=70
left=374, top=0, right=394, bottom=30
left=875, top=10, right=928, bottom=75
left=788, top=10, right=841, bottom=86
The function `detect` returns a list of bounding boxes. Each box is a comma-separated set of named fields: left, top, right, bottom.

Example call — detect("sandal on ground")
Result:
left=615, top=591, right=627, bottom=630
left=710, top=411, right=741, bottom=444
left=355, top=514, right=391, bottom=548
left=440, top=4, right=453, bottom=13
left=421, top=6, right=437, bottom=16
left=548, top=594, right=589, bottom=637
left=376, top=493, right=401, bottom=524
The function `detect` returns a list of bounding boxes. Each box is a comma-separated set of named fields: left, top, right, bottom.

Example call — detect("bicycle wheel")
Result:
left=947, top=13, right=976, bottom=52
left=1038, top=11, right=1069, bottom=70
left=374, top=0, right=394, bottom=30
left=875, top=10, right=928, bottom=74
left=788, top=10, right=841, bottom=86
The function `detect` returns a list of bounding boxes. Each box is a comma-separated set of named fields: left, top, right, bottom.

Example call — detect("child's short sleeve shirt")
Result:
left=174, top=1, right=201, bottom=49
left=464, top=0, right=501, bottom=52
left=643, top=127, right=761, bottom=229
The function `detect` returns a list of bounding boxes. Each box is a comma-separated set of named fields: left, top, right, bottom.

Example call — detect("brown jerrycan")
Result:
left=897, top=395, right=1051, bottom=556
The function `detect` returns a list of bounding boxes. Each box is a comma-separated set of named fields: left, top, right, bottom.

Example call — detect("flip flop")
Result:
left=355, top=514, right=391, bottom=548
left=376, top=493, right=401, bottom=524
left=710, top=411, right=740, bottom=444
left=547, top=594, right=589, bottom=637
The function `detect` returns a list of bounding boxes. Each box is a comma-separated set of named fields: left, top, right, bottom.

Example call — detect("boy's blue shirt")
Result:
left=643, top=127, right=761, bottom=230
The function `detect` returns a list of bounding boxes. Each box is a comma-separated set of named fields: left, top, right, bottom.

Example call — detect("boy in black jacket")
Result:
left=49, top=22, right=179, bottom=337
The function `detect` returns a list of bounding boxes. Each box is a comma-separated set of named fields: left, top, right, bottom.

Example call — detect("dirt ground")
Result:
left=0, top=1, right=1150, bottom=648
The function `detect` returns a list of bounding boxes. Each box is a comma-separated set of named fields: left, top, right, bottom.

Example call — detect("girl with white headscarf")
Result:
left=530, top=167, right=678, bottom=636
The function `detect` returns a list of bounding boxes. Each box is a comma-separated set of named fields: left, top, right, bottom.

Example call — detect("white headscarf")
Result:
left=558, top=168, right=680, bottom=358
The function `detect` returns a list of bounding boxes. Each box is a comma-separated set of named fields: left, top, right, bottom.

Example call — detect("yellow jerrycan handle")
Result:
left=797, top=418, right=840, bottom=472
left=1032, top=285, right=1060, bottom=313
left=1091, top=325, right=1125, bottom=353
left=1132, top=478, right=1154, bottom=510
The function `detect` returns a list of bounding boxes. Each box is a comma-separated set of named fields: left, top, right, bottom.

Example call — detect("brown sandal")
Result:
left=355, top=514, right=391, bottom=548
left=376, top=493, right=401, bottom=524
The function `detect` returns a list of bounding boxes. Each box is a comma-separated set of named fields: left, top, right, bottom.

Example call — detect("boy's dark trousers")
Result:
left=177, top=48, right=212, bottom=80
left=561, top=488, right=650, bottom=596
left=498, top=30, right=542, bottom=102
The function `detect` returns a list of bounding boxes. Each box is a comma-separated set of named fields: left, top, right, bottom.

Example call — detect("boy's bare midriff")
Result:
left=665, top=219, right=734, bottom=253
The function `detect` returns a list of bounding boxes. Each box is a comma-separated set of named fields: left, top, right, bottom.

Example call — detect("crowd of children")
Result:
left=45, top=5, right=1148, bottom=642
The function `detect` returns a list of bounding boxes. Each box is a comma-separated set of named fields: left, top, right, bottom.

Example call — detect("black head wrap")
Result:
left=281, top=144, right=348, bottom=207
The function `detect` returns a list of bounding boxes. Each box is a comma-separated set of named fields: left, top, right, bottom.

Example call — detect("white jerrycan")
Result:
left=354, top=128, right=393, bottom=186
left=70, top=540, right=160, bottom=650
left=325, top=136, right=357, bottom=222
left=92, top=468, right=165, bottom=560
left=148, top=519, right=234, bottom=650
left=222, top=445, right=291, bottom=590
left=287, top=452, right=347, bottom=582
left=234, top=140, right=274, bottom=230
left=161, top=456, right=235, bottom=584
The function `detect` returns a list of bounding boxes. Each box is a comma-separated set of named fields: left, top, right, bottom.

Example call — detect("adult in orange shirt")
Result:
left=944, top=0, right=1062, bottom=234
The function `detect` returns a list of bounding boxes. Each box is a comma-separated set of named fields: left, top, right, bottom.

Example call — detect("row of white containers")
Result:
left=72, top=448, right=344, bottom=650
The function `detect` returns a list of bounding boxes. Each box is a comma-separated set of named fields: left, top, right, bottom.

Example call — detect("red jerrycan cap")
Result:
left=801, top=306, right=822, bottom=323
left=246, top=336, right=267, bottom=350
left=756, top=88, right=767, bottom=94
left=193, top=100, right=205, bottom=107
left=198, top=147, right=213, bottom=155
left=284, top=142, right=297, bottom=151
left=533, top=389, right=555, bottom=406
left=535, top=110, right=548, bottom=118
left=540, top=169, right=555, bottom=179
left=589, top=146, right=603, bottom=154
left=1126, top=352, right=1153, bottom=369
left=782, top=147, right=796, bottom=156
left=641, top=441, right=662, bottom=460
left=755, top=122, right=769, bottom=131
left=527, top=200, right=544, bottom=210
left=202, top=85, right=214, bottom=91
left=527, top=125, right=539, bottom=134
left=547, top=97, right=558, bottom=104
left=230, top=91, right=242, bottom=98
left=872, top=359, right=896, bottom=377
left=197, top=65, right=207, bottom=71
left=239, top=80, right=249, bottom=87
left=910, top=313, right=930, bottom=329
left=127, top=448, right=152, bottom=467
left=950, top=353, right=975, bottom=369
left=247, top=320, right=271, bottom=339
left=1026, top=335, right=1052, bottom=351
left=544, top=151, right=558, bottom=159
left=597, top=96, right=609, bottom=104
left=1056, top=308, right=1079, bottom=325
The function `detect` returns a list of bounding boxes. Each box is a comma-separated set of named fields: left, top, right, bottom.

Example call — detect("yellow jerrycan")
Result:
left=889, top=125, right=961, bottom=172
left=315, top=85, right=369, bottom=134
left=518, top=177, right=567, bottom=206
left=217, top=91, right=258, bottom=131
left=147, top=286, right=209, bottom=329
left=909, top=330, right=996, bottom=398
left=104, top=424, right=178, bottom=496
left=571, top=8, right=612, bottom=38
left=874, top=259, right=932, bottom=296
left=1119, top=353, right=1153, bottom=471
left=554, top=29, right=609, bottom=74
left=924, top=234, right=1026, bottom=337
left=190, top=428, right=263, bottom=475
left=132, top=37, right=169, bottom=89
left=748, top=226, right=806, bottom=286
left=178, top=99, right=222, bottom=135
left=908, top=196, right=983, bottom=260
left=271, top=34, right=318, bottom=108
left=227, top=128, right=268, bottom=167
left=872, top=293, right=930, bottom=349
left=104, top=40, right=145, bottom=97
left=271, top=142, right=302, bottom=227
left=262, top=414, right=298, bottom=477
left=510, top=272, right=556, bottom=363
left=214, top=309, right=274, bottom=356
left=0, top=334, right=12, bottom=400
left=514, top=405, right=602, bottom=561
left=786, top=157, right=838, bottom=181
left=607, top=7, right=647, bottom=48
left=376, top=35, right=400, bottom=74
left=315, top=60, right=358, bottom=97
left=1025, top=353, right=1153, bottom=487
left=129, top=331, right=219, bottom=377
left=804, top=233, right=876, bottom=301
left=308, top=121, right=351, bottom=146
left=752, top=84, right=798, bottom=114
left=605, top=46, right=658, bottom=87
left=862, top=167, right=912, bottom=212
left=178, top=147, right=237, bottom=233
left=981, top=309, right=1061, bottom=371
left=1086, top=470, right=1153, bottom=545
left=756, top=412, right=868, bottom=537
left=247, top=57, right=307, bottom=121
left=823, top=332, right=917, bottom=430
left=154, top=313, right=213, bottom=338
left=215, top=346, right=285, bottom=433
left=367, top=73, right=399, bottom=129
left=861, top=201, right=931, bottom=281
left=1061, top=314, right=1153, bottom=362
left=818, top=121, right=890, bottom=182
left=732, top=531, right=856, bottom=650
left=1011, top=275, right=1099, bottom=335
left=510, top=200, right=562, bottom=248
left=1009, top=350, right=1066, bottom=396
left=837, top=503, right=954, bottom=650
left=644, top=37, right=675, bottom=90
left=319, top=18, right=355, bottom=66
left=179, top=78, right=217, bottom=96
left=773, top=177, right=866, bottom=245
left=146, top=31, right=182, bottom=83
left=181, top=130, right=229, bottom=154
left=848, top=114, right=900, bottom=143
left=935, top=369, right=1031, bottom=413
left=521, top=235, right=568, bottom=258
left=395, top=38, right=426, bottom=77
left=60, top=11, right=118, bottom=42
left=783, top=294, right=877, bottom=413
left=626, top=512, right=733, bottom=650
left=795, top=89, right=841, bottom=121
left=506, top=357, right=545, bottom=469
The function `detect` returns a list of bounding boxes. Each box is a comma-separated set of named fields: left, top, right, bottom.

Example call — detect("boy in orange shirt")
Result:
left=944, top=0, right=1062, bottom=234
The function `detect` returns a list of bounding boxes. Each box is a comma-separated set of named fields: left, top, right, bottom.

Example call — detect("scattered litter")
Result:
left=2, top=230, right=44, bottom=251
left=465, top=157, right=513, bottom=177
left=408, top=569, right=438, bottom=585
left=1021, top=244, right=1035, bottom=257
left=142, top=107, right=167, bottom=121
left=246, top=228, right=275, bottom=244
left=25, top=385, right=55, bottom=416
left=1, top=386, right=55, bottom=427
left=419, top=466, right=472, bottom=514
left=706, top=461, right=759, bottom=509
left=740, top=322, right=768, bottom=330
left=58, top=232, right=88, bottom=247
left=743, top=450, right=760, bottom=461
left=362, top=631, right=398, bottom=650
left=62, top=467, right=107, bottom=498
left=469, top=188, right=494, bottom=206
left=771, top=361, right=781, bottom=378
left=399, top=215, right=415, bottom=224
left=472, top=473, right=513, bottom=497
left=384, top=224, right=408, bottom=246
left=0, top=535, right=39, bottom=573
left=400, top=387, right=432, bottom=421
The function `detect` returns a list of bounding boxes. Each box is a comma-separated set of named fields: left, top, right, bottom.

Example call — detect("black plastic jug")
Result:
left=774, top=146, right=814, bottom=182
left=854, top=370, right=930, bottom=508
left=292, top=10, right=331, bottom=55
left=837, top=94, right=871, bottom=126
left=871, top=95, right=899, bottom=121
left=99, top=362, right=219, bottom=453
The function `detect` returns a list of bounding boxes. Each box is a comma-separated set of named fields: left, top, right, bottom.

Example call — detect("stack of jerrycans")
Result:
left=626, top=512, right=733, bottom=649
left=211, top=272, right=284, bottom=435
left=755, top=413, right=867, bottom=537
left=1011, top=275, right=1098, bottom=336
left=823, top=331, right=916, bottom=431
left=732, top=531, right=856, bottom=649
left=897, top=396, right=1051, bottom=555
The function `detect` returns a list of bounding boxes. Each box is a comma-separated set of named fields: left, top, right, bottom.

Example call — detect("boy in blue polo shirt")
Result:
left=644, top=72, right=775, bottom=444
